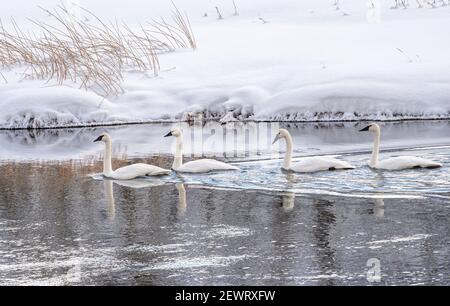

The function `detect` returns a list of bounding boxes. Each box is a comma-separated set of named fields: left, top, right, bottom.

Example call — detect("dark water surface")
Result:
left=0, top=121, right=449, bottom=285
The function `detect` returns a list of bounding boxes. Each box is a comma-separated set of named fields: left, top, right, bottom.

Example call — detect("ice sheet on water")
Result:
left=146, top=255, right=250, bottom=271
left=368, top=234, right=431, bottom=245
left=88, top=145, right=450, bottom=199
left=141, top=147, right=450, bottom=199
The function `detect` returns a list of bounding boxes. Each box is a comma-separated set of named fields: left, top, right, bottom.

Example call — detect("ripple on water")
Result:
left=145, top=255, right=251, bottom=271
left=367, top=234, right=431, bottom=245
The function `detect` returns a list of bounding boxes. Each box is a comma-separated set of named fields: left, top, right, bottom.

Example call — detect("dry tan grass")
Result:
left=0, top=3, right=196, bottom=96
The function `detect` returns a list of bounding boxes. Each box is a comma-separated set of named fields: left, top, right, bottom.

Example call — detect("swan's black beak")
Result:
left=359, top=125, right=370, bottom=132
left=93, top=135, right=104, bottom=142
left=164, top=131, right=173, bottom=137
left=272, top=134, right=281, bottom=145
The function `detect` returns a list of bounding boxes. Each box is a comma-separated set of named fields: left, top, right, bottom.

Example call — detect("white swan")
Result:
left=272, top=129, right=355, bottom=172
left=374, top=198, right=384, bottom=218
left=282, top=193, right=295, bottom=212
left=94, top=133, right=171, bottom=179
left=359, top=123, right=442, bottom=170
left=164, top=128, right=238, bottom=173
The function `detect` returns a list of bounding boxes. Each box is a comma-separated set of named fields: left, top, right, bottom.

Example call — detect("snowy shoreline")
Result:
left=2, top=117, right=450, bottom=131
left=1, top=0, right=449, bottom=129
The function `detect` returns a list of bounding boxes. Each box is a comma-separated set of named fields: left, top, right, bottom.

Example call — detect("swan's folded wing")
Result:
left=290, top=156, right=354, bottom=173
left=177, top=159, right=238, bottom=173
left=111, top=163, right=171, bottom=180
left=325, top=157, right=355, bottom=170
left=376, top=156, right=442, bottom=170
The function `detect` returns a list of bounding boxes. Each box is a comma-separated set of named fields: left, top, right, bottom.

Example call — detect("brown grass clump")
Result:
left=0, top=2, right=196, bottom=96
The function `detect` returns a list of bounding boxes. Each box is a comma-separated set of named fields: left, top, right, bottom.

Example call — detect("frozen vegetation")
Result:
left=0, top=0, right=449, bottom=128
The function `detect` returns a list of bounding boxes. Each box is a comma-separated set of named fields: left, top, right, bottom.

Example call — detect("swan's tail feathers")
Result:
left=423, top=162, right=442, bottom=169
left=147, top=168, right=172, bottom=176
left=337, top=161, right=355, bottom=170
left=416, top=158, right=443, bottom=169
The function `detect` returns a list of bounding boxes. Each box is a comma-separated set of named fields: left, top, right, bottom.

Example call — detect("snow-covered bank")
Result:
left=1, top=0, right=450, bottom=129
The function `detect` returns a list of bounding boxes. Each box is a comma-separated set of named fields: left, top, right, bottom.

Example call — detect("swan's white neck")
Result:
left=103, top=139, right=114, bottom=175
left=282, top=134, right=294, bottom=170
left=370, top=129, right=380, bottom=167
left=173, top=135, right=183, bottom=169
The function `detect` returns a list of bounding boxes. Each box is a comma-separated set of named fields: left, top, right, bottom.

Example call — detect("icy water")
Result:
left=0, top=121, right=449, bottom=285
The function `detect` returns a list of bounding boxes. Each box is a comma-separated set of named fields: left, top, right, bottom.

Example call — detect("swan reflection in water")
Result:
left=176, top=183, right=187, bottom=217
left=280, top=171, right=296, bottom=212
left=374, top=198, right=385, bottom=218
left=102, top=179, right=187, bottom=219
left=104, top=180, right=115, bottom=220
left=104, top=179, right=161, bottom=220
left=281, top=192, right=295, bottom=212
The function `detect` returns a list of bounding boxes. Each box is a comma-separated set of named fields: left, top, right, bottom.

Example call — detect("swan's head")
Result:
left=359, top=123, right=380, bottom=133
left=93, top=133, right=111, bottom=143
left=272, top=129, right=290, bottom=144
left=164, top=128, right=182, bottom=138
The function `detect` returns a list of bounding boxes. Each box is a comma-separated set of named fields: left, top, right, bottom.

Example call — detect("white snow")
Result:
left=1, top=0, right=450, bottom=128
left=0, top=86, right=115, bottom=129
left=368, top=234, right=431, bottom=245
